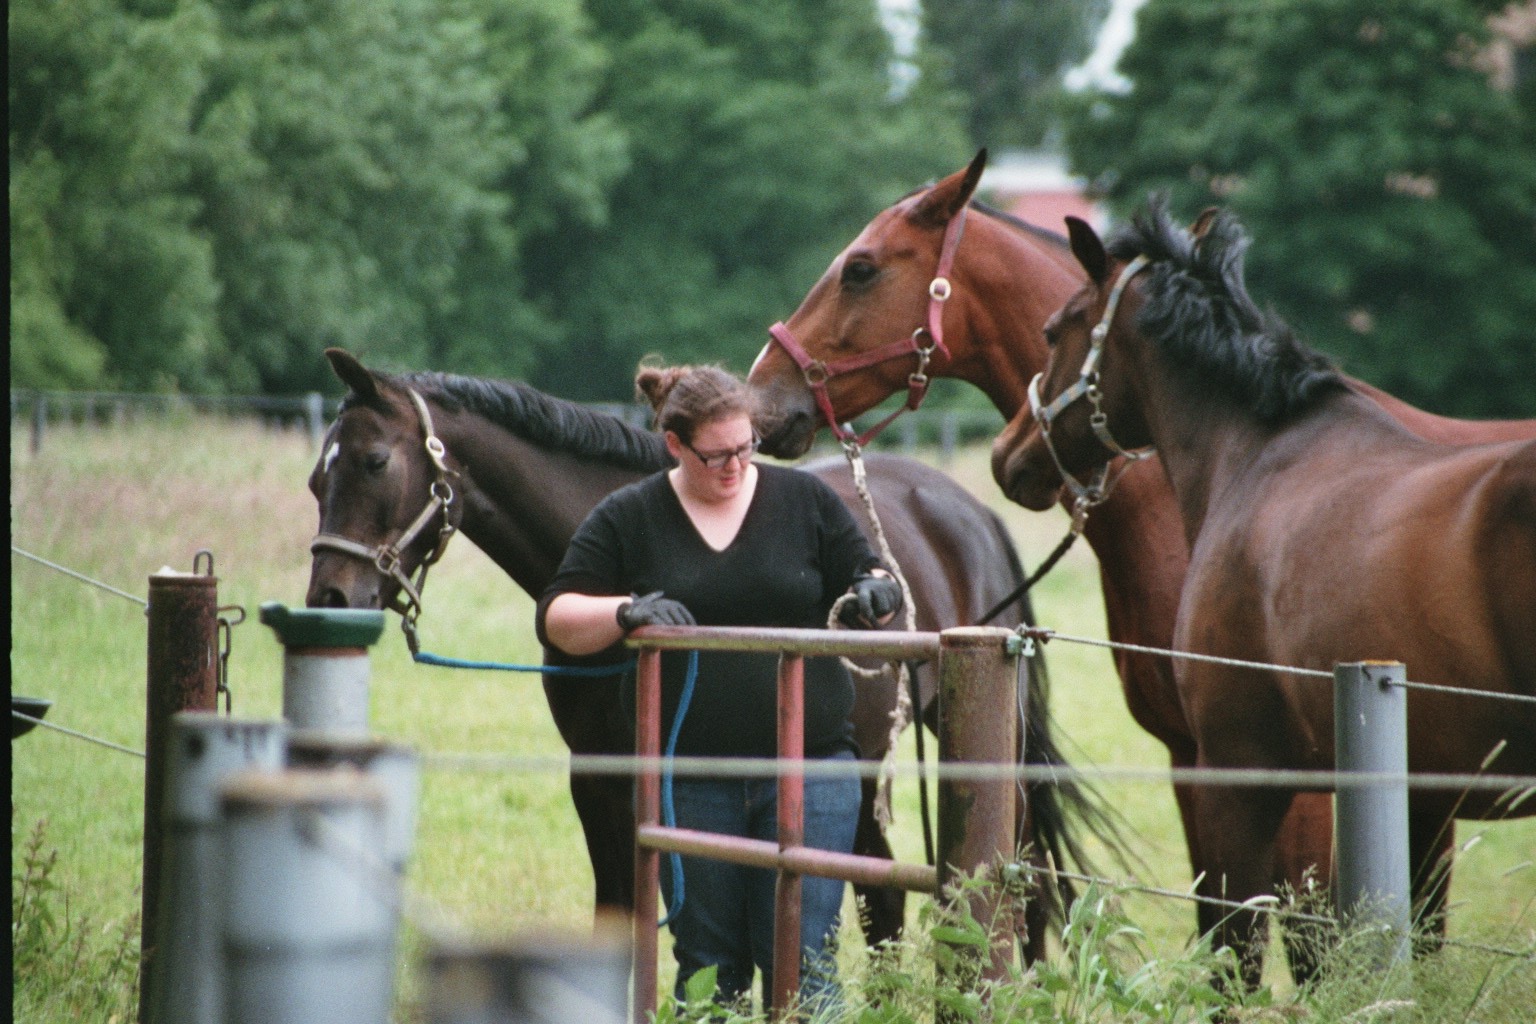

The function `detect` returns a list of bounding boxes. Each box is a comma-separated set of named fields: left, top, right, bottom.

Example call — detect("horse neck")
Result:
left=948, top=215, right=1083, bottom=418
left=437, top=408, right=653, bottom=598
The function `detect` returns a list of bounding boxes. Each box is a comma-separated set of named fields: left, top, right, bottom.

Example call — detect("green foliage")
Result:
left=1063, top=0, right=1536, bottom=417
left=10, top=0, right=222, bottom=392
left=528, top=0, right=971, bottom=400
left=923, top=0, right=1111, bottom=151
left=11, top=814, right=142, bottom=1022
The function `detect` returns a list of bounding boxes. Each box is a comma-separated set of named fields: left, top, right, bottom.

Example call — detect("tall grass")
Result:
left=10, top=416, right=1535, bottom=1022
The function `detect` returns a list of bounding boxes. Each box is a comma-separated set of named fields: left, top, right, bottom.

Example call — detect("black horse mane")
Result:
left=352, top=370, right=673, bottom=471
left=1106, top=197, right=1345, bottom=424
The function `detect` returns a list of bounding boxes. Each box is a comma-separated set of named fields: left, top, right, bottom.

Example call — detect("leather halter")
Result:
left=766, top=206, right=968, bottom=446
left=310, top=388, right=459, bottom=651
left=1027, top=255, right=1155, bottom=508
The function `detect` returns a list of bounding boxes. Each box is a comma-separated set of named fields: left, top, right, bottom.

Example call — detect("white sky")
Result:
left=878, top=0, right=1149, bottom=93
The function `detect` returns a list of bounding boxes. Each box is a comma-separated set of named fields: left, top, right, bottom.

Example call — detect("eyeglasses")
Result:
left=684, top=434, right=760, bottom=470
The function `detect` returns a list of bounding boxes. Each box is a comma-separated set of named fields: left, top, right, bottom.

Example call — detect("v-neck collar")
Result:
left=665, top=465, right=762, bottom=554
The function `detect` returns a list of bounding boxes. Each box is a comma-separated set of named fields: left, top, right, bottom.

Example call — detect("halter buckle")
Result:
left=928, top=277, right=952, bottom=302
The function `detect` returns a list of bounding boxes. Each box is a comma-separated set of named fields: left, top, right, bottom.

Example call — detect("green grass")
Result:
left=11, top=418, right=1535, bottom=1022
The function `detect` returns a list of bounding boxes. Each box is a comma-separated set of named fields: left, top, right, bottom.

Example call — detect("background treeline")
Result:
left=11, top=0, right=1535, bottom=416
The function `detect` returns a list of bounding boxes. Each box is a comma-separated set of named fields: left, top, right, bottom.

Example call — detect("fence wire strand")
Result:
left=11, top=545, right=149, bottom=608
left=11, top=710, right=146, bottom=759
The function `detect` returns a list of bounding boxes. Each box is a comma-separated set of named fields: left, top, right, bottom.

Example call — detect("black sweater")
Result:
left=535, top=463, right=881, bottom=759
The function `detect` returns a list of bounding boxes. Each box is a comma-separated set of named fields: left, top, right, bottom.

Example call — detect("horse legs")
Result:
left=1272, top=792, right=1336, bottom=984
left=853, top=776, right=907, bottom=947
left=1409, top=808, right=1456, bottom=951
left=1194, top=783, right=1294, bottom=992
left=570, top=773, right=637, bottom=919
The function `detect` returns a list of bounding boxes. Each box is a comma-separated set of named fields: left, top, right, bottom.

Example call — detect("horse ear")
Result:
left=325, top=347, right=382, bottom=403
left=1065, top=217, right=1108, bottom=284
left=1190, top=207, right=1220, bottom=243
left=910, top=148, right=988, bottom=228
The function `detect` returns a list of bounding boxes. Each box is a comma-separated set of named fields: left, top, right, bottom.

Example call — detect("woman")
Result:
left=536, top=362, right=902, bottom=1012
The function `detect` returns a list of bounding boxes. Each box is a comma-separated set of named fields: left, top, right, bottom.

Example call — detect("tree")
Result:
left=10, top=0, right=222, bottom=392
left=527, top=0, right=972, bottom=400
left=1064, top=0, right=1536, bottom=417
left=923, top=0, right=1111, bottom=151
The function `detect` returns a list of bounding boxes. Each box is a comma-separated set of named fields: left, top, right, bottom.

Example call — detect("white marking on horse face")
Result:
left=322, top=441, right=341, bottom=475
left=748, top=340, right=774, bottom=376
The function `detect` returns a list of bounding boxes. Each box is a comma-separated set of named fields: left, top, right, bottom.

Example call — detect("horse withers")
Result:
left=991, top=200, right=1536, bottom=988
left=304, top=348, right=1108, bottom=959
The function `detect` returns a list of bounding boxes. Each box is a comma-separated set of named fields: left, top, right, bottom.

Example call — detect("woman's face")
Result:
left=669, top=413, right=758, bottom=499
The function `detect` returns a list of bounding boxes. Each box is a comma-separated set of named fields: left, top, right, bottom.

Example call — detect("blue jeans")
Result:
left=660, top=749, right=861, bottom=1011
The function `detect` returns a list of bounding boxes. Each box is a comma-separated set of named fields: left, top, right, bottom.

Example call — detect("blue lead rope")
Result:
left=412, top=645, right=695, bottom=928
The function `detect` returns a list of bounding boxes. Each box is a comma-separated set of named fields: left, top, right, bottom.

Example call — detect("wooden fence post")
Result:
left=936, top=626, right=1018, bottom=1010
left=1334, top=661, right=1412, bottom=966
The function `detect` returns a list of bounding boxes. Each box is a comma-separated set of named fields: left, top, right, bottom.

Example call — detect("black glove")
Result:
left=616, top=591, right=696, bottom=632
left=839, top=574, right=903, bottom=628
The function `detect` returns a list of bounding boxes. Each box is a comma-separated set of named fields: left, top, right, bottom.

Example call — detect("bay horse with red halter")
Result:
left=304, top=347, right=1115, bottom=960
left=747, top=150, right=1536, bottom=979
left=990, top=198, right=1536, bottom=989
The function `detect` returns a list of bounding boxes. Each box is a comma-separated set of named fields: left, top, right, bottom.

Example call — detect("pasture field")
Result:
left=11, top=415, right=1535, bottom=1021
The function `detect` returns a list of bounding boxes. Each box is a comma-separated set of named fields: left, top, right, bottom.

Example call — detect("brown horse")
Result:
left=991, top=200, right=1536, bottom=987
left=747, top=151, right=1536, bottom=978
left=303, top=347, right=1109, bottom=957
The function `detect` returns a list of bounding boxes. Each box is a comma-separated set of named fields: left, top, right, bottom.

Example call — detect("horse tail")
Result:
left=1001, top=541, right=1136, bottom=934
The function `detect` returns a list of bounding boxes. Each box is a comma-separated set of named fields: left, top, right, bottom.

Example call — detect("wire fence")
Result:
left=12, top=541, right=1535, bottom=967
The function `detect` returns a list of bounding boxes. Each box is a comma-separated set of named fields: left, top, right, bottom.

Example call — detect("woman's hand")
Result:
left=617, top=591, right=696, bottom=631
left=838, top=573, right=903, bottom=628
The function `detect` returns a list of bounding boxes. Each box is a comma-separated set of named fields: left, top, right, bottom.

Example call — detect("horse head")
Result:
left=306, top=348, right=464, bottom=621
left=749, top=150, right=988, bottom=457
left=992, top=215, right=1157, bottom=512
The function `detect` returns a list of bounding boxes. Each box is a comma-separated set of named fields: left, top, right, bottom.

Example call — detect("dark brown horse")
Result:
left=991, top=200, right=1536, bottom=987
left=303, top=347, right=1106, bottom=957
left=747, top=151, right=1535, bottom=978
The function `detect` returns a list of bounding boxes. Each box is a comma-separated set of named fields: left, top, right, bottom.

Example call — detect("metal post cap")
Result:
left=259, top=602, right=385, bottom=649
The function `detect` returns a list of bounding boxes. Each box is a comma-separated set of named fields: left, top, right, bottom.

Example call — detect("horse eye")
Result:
left=840, top=259, right=879, bottom=289
left=364, top=451, right=389, bottom=473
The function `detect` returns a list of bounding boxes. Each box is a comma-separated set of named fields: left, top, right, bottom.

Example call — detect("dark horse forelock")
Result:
left=1108, top=197, right=1344, bottom=425
left=347, top=369, right=673, bottom=472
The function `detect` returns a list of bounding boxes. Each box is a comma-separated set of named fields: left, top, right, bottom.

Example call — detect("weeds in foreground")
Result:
left=12, top=814, right=141, bottom=1024
left=651, top=869, right=1536, bottom=1024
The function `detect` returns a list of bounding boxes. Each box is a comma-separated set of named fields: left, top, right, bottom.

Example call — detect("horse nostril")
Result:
left=315, top=587, right=351, bottom=608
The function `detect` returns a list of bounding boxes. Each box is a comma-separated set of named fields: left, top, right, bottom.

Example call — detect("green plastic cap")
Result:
left=259, top=601, right=386, bottom=649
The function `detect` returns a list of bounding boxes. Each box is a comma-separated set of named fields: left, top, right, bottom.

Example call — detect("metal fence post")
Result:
left=305, top=391, right=326, bottom=450
left=424, top=933, right=630, bottom=1024
left=770, top=654, right=806, bottom=1017
left=259, top=602, right=385, bottom=735
left=1334, top=661, right=1412, bottom=966
left=142, top=568, right=220, bottom=1024
left=936, top=626, right=1018, bottom=1006
left=147, top=714, right=287, bottom=1024
left=220, top=769, right=397, bottom=1024
left=30, top=392, right=46, bottom=455
left=288, top=732, right=421, bottom=875
left=631, top=647, right=663, bottom=1024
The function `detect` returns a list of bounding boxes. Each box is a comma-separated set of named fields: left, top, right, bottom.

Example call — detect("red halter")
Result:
left=766, top=206, right=968, bottom=446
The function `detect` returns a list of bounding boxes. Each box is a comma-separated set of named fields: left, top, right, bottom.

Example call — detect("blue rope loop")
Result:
left=411, top=644, right=694, bottom=928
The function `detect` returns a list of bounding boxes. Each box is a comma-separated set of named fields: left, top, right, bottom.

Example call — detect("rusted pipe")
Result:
left=142, top=568, right=219, bottom=1024
left=631, top=648, right=663, bottom=1024
left=629, top=625, right=936, bottom=661
left=771, top=654, right=806, bottom=1018
left=637, top=826, right=936, bottom=892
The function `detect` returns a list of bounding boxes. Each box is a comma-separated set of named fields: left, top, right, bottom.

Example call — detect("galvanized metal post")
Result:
left=147, top=713, right=287, bottom=1024
left=632, top=647, right=663, bottom=1024
left=305, top=391, right=326, bottom=450
left=142, top=568, right=220, bottom=1024
left=220, top=769, right=397, bottom=1024
left=259, top=602, right=385, bottom=734
left=288, top=732, right=420, bottom=875
left=936, top=627, right=1018, bottom=1001
left=424, top=933, right=630, bottom=1024
left=1334, top=661, right=1412, bottom=965
left=770, top=654, right=806, bottom=1018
